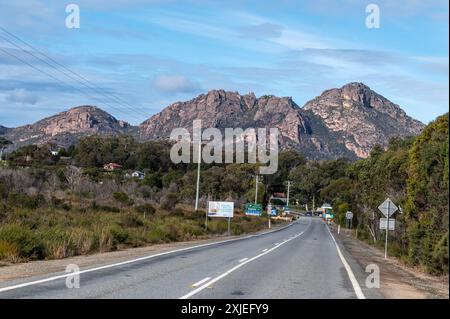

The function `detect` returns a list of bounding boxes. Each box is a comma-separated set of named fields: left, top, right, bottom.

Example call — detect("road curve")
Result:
left=0, top=217, right=381, bottom=299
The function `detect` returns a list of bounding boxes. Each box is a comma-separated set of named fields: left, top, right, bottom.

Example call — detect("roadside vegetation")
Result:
left=0, top=114, right=448, bottom=275
left=0, top=139, right=286, bottom=264
left=288, top=114, right=448, bottom=275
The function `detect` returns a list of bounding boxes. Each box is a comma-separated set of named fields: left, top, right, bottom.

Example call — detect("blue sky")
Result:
left=0, top=0, right=448, bottom=126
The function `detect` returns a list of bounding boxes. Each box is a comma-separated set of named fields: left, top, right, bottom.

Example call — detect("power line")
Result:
left=0, top=31, right=147, bottom=121
left=0, top=46, right=144, bottom=123
left=0, top=26, right=150, bottom=119
left=0, top=26, right=150, bottom=122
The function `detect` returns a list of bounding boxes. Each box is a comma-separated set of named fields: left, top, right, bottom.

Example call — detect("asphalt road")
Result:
left=0, top=217, right=381, bottom=299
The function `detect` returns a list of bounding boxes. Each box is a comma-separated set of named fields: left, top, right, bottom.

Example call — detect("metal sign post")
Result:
left=228, top=217, right=231, bottom=236
left=345, top=211, right=353, bottom=229
left=378, top=198, right=398, bottom=259
left=385, top=201, right=389, bottom=259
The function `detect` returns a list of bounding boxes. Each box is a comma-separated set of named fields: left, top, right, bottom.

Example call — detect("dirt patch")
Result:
left=331, top=226, right=449, bottom=299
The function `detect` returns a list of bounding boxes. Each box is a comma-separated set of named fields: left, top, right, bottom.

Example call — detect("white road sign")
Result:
left=208, top=201, right=234, bottom=218
left=345, top=211, right=353, bottom=220
left=379, top=218, right=395, bottom=230
left=378, top=198, right=398, bottom=217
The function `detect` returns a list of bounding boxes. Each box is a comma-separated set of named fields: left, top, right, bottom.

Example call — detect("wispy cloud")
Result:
left=153, top=74, right=201, bottom=94
left=5, top=88, right=39, bottom=105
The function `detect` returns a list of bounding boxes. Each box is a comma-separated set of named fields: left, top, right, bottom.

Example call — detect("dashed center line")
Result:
left=180, top=221, right=312, bottom=299
left=191, top=277, right=211, bottom=288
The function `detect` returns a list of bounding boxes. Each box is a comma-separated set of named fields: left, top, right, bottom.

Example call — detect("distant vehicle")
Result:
left=305, top=211, right=312, bottom=217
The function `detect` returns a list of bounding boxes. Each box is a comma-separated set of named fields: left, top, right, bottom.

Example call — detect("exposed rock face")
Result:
left=3, top=106, right=136, bottom=148
left=1, top=83, right=425, bottom=159
left=139, top=90, right=354, bottom=159
left=140, top=90, right=311, bottom=143
left=303, top=82, right=425, bottom=158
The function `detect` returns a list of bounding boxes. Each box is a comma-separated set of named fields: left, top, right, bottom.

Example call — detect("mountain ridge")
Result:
left=0, top=83, right=425, bottom=159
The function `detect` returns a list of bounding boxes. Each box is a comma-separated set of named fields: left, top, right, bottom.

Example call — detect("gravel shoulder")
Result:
left=0, top=223, right=289, bottom=283
left=330, top=225, right=449, bottom=299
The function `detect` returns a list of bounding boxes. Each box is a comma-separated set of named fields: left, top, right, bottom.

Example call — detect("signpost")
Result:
left=378, top=198, right=398, bottom=259
left=379, top=218, right=395, bottom=230
left=245, top=203, right=262, bottom=216
left=270, top=207, right=277, bottom=216
left=345, top=211, right=353, bottom=229
left=208, top=201, right=234, bottom=236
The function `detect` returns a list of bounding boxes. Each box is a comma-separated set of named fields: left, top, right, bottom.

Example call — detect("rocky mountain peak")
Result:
left=1, top=83, right=426, bottom=160
left=2, top=105, right=135, bottom=148
left=303, top=83, right=425, bottom=158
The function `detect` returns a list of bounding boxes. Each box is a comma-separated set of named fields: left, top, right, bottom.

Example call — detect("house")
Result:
left=50, top=150, right=59, bottom=156
left=103, top=163, right=123, bottom=171
left=272, top=192, right=286, bottom=199
left=131, top=171, right=145, bottom=180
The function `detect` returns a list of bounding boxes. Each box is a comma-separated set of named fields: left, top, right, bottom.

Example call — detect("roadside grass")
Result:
left=0, top=205, right=278, bottom=263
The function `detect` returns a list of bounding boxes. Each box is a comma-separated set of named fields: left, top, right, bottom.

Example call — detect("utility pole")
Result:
left=194, top=138, right=201, bottom=211
left=312, top=194, right=315, bottom=212
left=205, top=193, right=210, bottom=230
left=254, top=174, right=259, bottom=204
left=286, top=181, right=291, bottom=207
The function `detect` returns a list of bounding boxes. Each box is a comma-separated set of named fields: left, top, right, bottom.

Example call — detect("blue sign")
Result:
left=271, top=207, right=277, bottom=216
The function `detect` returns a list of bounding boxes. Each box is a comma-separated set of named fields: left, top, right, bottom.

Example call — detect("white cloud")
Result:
left=153, top=74, right=200, bottom=93
left=6, top=88, right=39, bottom=105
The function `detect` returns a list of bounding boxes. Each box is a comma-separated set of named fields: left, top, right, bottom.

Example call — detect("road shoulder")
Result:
left=329, top=224, right=449, bottom=299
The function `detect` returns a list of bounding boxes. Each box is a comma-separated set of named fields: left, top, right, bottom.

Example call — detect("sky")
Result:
left=0, top=0, right=448, bottom=127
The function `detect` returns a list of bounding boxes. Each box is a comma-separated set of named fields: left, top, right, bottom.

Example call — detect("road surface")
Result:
left=0, top=217, right=381, bottom=299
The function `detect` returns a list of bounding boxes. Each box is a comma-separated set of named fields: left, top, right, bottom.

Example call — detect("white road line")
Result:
left=0, top=221, right=298, bottom=294
left=262, top=249, right=268, bottom=252
left=179, top=220, right=312, bottom=299
left=191, top=277, right=211, bottom=288
left=274, top=243, right=280, bottom=246
left=326, top=225, right=366, bottom=299
left=238, top=258, right=248, bottom=263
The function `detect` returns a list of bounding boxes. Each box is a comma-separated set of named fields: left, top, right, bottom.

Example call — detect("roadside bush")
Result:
left=0, top=224, right=44, bottom=259
left=0, top=240, right=20, bottom=262
left=160, top=192, right=178, bottom=210
left=135, top=204, right=155, bottom=217
left=113, top=192, right=134, bottom=206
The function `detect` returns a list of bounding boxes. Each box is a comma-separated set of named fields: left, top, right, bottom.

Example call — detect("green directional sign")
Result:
left=245, top=203, right=262, bottom=216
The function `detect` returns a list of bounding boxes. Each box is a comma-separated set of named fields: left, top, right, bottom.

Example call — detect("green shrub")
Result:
left=135, top=204, right=155, bottom=217
left=113, top=192, right=134, bottom=205
left=0, top=224, right=44, bottom=259
left=0, top=240, right=20, bottom=262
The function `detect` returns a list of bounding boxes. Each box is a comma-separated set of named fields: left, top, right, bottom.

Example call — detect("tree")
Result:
left=0, top=138, right=12, bottom=161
